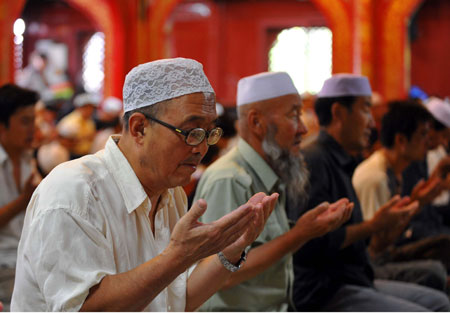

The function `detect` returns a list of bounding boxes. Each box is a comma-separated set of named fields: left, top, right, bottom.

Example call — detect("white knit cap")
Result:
left=37, top=142, right=69, bottom=175
left=425, top=97, right=450, bottom=128
left=123, top=58, right=214, bottom=113
left=74, top=93, right=100, bottom=107
left=237, top=72, right=298, bottom=106
left=318, top=73, right=372, bottom=98
left=102, top=96, right=123, bottom=114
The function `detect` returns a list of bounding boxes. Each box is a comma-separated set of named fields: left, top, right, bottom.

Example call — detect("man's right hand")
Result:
left=411, top=177, right=444, bottom=208
left=166, top=199, right=256, bottom=267
left=294, top=198, right=354, bottom=241
left=23, top=172, right=41, bottom=199
left=369, top=195, right=418, bottom=233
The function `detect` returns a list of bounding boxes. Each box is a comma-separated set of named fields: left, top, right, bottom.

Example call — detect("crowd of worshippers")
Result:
left=0, top=57, right=450, bottom=312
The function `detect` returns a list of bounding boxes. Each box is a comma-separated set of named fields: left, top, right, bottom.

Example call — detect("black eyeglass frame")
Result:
left=141, top=113, right=223, bottom=146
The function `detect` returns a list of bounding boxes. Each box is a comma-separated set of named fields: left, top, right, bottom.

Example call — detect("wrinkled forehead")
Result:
left=262, top=93, right=303, bottom=112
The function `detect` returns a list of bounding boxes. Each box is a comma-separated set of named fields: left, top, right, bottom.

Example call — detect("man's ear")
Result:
left=394, top=133, right=408, bottom=150
left=128, top=113, right=148, bottom=144
left=331, top=101, right=345, bottom=124
left=247, top=109, right=266, bottom=139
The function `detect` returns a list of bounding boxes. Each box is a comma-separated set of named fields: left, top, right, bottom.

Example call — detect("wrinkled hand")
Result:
left=167, top=199, right=256, bottom=266
left=411, top=177, right=444, bottom=208
left=294, top=198, right=354, bottom=240
left=221, top=192, right=279, bottom=260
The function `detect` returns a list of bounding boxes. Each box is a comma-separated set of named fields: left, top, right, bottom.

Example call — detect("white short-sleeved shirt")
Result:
left=11, top=136, right=188, bottom=311
left=0, top=144, right=33, bottom=268
left=352, top=150, right=391, bottom=220
left=427, top=145, right=449, bottom=206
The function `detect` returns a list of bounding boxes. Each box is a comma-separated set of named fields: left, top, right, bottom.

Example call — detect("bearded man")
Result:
left=193, top=72, right=353, bottom=311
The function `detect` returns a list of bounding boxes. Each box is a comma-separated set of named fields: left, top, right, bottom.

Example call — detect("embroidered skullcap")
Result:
left=425, top=97, right=450, bottom=128
left=102, top=96, right=123, bottom=114
left=318, top=73, right=372, bottom=98
left=74, top=93, right=100, bottom=107
left=237, top=72, right=298, bottom=107
left=123, top=58, right=214, bottom=113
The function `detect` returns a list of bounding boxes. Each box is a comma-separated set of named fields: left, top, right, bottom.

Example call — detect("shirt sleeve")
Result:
left=353, top=170, right=390, bottom=221
left=21, top=208, right=116, bottom=311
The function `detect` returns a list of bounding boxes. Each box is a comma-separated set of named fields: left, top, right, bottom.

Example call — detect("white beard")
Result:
left=262, top=125, right=309, bottom=213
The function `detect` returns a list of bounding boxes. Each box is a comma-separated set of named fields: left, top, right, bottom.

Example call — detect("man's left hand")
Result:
left=220, top=192, right=279, bottom=262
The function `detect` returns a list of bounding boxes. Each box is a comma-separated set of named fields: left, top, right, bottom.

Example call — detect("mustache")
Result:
left=182, top=154, right=203, bottom=165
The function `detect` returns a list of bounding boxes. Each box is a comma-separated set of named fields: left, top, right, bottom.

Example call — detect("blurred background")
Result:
left=0, top=0, right=449, bottom=156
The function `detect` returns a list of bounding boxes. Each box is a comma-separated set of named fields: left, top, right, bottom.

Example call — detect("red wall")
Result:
left=167, top=0, right=327, bottom=106
left=411, top=0, right=450, bottom=98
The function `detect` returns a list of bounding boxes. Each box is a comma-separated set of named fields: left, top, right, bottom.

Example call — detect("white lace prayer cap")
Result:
left=237, top=72, right=298, bottom=106
left=318, top=74, right=372, bottom=98
left=425, top=97, right=450, bottom=128
left=123, top=58, right=214, bottom=113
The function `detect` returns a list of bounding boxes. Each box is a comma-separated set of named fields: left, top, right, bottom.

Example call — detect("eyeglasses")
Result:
left=141, top=113, right=223, bottom=146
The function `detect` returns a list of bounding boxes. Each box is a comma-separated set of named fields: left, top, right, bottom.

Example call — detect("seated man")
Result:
left=57, top=93, right=98, bottom=158
left=402, top=97, right=450, bottom=226
left=0, top=84, right=41, bottom=311
left=353, top=101, right=450, bottom=272
left=11, top=58, right=278, bottom=311
left=194, top=72, right=353, bottom=311
left=293, top=74, right=449, bottom=311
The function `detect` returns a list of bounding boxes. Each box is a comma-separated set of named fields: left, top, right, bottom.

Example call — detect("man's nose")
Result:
left=368, top=113, right=376, bottom=129
left=297, top=117, right=308, bottom=135
left=191, top=137, right=209, bottom=156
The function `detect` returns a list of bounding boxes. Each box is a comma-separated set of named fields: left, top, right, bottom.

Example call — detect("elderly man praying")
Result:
left=11, top=58, right=278, bottom=312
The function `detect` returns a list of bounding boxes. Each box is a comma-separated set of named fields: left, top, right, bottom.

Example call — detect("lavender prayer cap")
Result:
left=425, top=97, right=450, bottom=128
left=318, top=74, right=372, bottom=98
left=237, top=72, right=298, bottom=106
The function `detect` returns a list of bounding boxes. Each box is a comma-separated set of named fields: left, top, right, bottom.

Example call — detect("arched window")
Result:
left=269, top=27, right=332, bottom=94
left=82, top=31, right=105, bottom=94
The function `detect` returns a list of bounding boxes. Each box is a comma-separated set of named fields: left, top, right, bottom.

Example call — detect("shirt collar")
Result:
left=318, top=130, right=360, bottom=174
left=0, top=143, right=32, bottom=166
left=237, top=138, right=279, bottom=192
left=0, top=144, right=8, bottom=165
left=103, top=135, right=149, bottom=214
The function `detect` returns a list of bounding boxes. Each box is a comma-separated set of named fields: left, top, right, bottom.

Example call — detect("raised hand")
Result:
left=368, top=196, right=419, bottom=256
left=431, top=155, right=450, bottom=180
left=369, top=195, right=416, bottom=233
left=23, top=172, right=40, bottom=198
left=294, top=198, right=354, bottom=240
left=411, top=177, right=445, bottom=208
left=221, top=192, right=279, bottom=259
left=167, top=199, right=256, bottom=266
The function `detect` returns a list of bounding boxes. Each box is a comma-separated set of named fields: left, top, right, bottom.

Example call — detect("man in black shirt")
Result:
left=292, top=74, right=449, bottom=311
